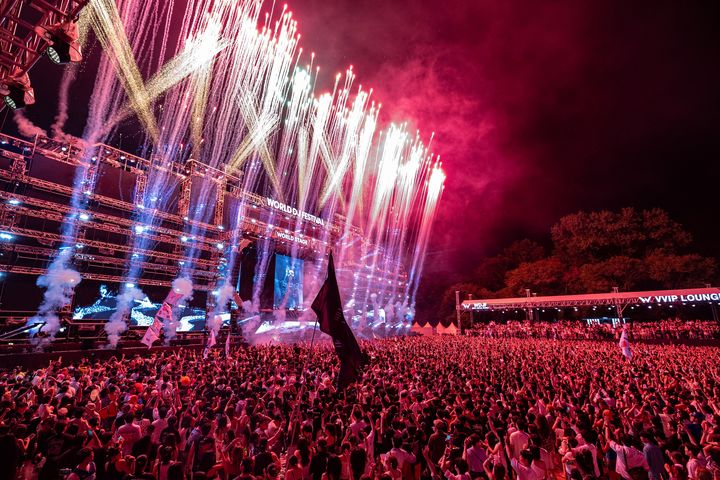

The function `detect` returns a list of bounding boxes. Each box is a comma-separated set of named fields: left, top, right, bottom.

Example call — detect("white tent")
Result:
left=410, top=323, right=435, bottom=335
left=436, top=322, right=458, bottom=335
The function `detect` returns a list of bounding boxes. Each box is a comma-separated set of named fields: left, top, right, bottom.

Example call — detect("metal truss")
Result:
left=461, top=298, right=637, bottom=311
left=0, top=224, right=218, bottom=268
left=0, top=191, right=221, bottom=253
left=1, top=243, right=216, bottom=280
left=0, top=264, right=215, bottom=290
left=0, top=131, right=367, bottom=301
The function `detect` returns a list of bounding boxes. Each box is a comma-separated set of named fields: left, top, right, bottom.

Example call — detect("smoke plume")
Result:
left=105, top=285, right=145, bottom=347
left=13, top=111, right=47, bottom=138
left=50, top=66, right=79, bottom=142
left=214, top=283, right=235, bottom=314
left=370, top=292, right=380, bottom=323
left=384, top=300, right=395, bottom=324
left=27, top=250, right=81, bottom=345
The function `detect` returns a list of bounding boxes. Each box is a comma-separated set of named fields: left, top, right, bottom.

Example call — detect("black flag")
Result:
left=311, top=252, right=363, bottom=389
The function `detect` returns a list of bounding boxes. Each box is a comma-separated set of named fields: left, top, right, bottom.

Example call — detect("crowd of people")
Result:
left=1, top=334, right=719, bottom=480
left=469, top=320, right=720, bottom=341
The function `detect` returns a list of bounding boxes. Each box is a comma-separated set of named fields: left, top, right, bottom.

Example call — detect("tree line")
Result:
left=439, top=207, right=717, bottom=322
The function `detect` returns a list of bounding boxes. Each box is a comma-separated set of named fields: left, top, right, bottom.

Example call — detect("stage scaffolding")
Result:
left=0, top=132, right=408, bottom=325
left=0, top=133, right=335, bottom=287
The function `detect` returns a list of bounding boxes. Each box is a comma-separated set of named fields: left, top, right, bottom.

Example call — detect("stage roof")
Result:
left=460, top=287, right=720, bottom=310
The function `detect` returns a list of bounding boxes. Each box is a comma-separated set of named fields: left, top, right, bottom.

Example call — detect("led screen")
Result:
left=273, top=254, right=303, bottom=309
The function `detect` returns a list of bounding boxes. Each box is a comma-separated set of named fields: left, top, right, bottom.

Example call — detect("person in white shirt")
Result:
left=384, top=436, right=416, bottom=470
left=348, top=407, right=367, bottom=438
left=573, top=433, right=601, bottom=478
left=528, top=445, right=548, bottom=480
left=607, top=433, right=649, bottom=480
left=685, top=444, right=707, bottom=480
left=510, top=449, right=538, bottom=480
left=151, top=408, right=168, bottom=444
left=116, top=414, right=142, bottom=457
left=509, top=421, right=531, bottom=460
left=463, top=434, right=487, bottom=477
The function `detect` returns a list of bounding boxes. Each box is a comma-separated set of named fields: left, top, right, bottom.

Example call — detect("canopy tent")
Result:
left=410, top=323, right=435, bottom=335
left=436, top=322, right=458, bottom=335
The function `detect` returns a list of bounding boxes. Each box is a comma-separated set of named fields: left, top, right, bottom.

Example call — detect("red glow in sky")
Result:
left=288, top=0, right=720, bottom=284
left=6, top=0, right=719, bottom=295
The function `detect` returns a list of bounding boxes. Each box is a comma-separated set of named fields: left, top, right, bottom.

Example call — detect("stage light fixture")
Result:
left=35, top=21, right=83, bottom=64
left=1, top=76, right=35, bottom=110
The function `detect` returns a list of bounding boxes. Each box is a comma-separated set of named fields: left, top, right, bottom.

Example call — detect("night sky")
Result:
left=289, top=0, right=720, bottom=281
left=4, top=0, right=720, bottom=291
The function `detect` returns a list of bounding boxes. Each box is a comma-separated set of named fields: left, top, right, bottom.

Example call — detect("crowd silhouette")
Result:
left=1, top=329, right=719, bottom=480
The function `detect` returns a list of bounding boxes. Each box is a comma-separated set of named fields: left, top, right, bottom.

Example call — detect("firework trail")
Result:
left=32, top=0, right=445, bottom=340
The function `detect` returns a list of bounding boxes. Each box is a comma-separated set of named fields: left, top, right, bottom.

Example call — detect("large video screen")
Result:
left=274, top=254, right=304, bottom=309
left=72, top=285, right=226, bottom=332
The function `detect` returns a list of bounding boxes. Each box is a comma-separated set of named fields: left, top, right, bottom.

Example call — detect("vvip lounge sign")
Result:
left=639, top=293, right=720, bottom=304
left=465, top=303, right=489, bottom=310
left=266, top=198, right=325, bottom=226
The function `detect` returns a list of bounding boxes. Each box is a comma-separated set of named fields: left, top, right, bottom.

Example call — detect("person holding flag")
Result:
left=311, top=251, right=364, bottom=390
left=619, top=325, right=632, bottom=360
left=140, top=316, right=162, bottom=348
left=140, top=301, right=174, bottom=348
left=203, top=328, right=216, bottom=359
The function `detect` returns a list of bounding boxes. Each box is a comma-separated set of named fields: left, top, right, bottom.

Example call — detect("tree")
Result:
left=473, top=239, right=545, bottom=291
left=504, top=257, right=566, bottom=296
left=547, top=207, right=712, bottom=292
left=577, top=256, right=646, bottom=292
left=503, top=239, right=546, bottom=265
left=551, top=207, right=691, bottom=266
left=646, top=252, right=716, bottom=289
left=440, top=207, right=717, bottom=312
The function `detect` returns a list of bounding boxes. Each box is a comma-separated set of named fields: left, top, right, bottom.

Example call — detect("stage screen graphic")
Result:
left=274, top=254, right=304, bottom=309
left=72, top=285, right=225, bottom=332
